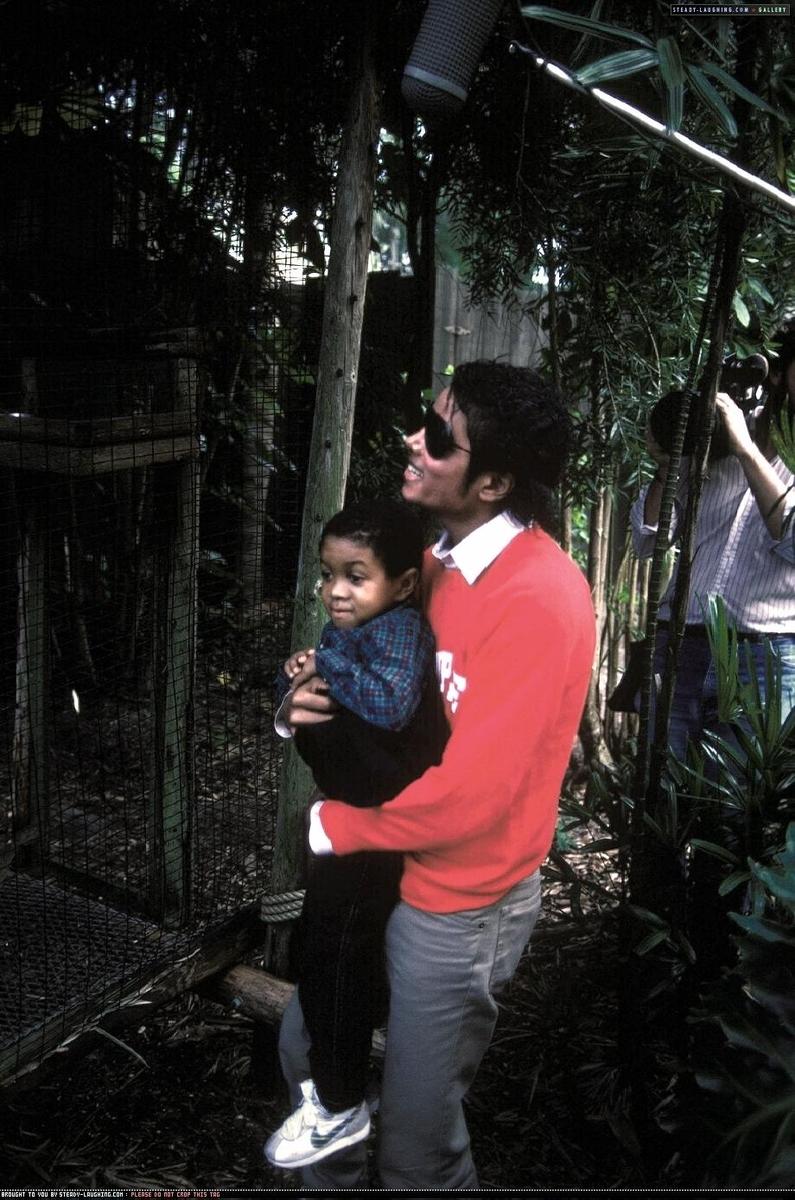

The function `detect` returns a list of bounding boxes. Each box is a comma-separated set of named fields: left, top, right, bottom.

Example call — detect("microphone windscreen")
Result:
left=402, top=0, right=505, bottom=123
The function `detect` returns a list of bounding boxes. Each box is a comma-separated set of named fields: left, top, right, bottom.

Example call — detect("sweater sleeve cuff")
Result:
left=308, top=801, right=334, bottom=855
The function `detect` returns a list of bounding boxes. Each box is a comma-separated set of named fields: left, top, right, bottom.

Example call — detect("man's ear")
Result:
left=477, top=471, right=514, bottom=505
left=395, top=566, right=419, bottom=602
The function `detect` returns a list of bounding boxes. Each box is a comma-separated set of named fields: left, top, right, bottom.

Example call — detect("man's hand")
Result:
left=715, top=390, right=755, bottom=459
left=714, top=390, right=791, bottom=539
left=285, top=674, right=338, bottom=727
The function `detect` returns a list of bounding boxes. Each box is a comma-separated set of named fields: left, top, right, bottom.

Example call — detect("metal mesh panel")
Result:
left=0, top=71, right=315, bottom=1081
left=0, top=873, right=185, bottom=1081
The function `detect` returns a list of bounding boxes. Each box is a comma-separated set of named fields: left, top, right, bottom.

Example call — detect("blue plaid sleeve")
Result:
left=314, top=606, right=435, bottom=731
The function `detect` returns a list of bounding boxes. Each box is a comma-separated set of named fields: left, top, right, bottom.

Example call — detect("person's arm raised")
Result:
left=716, top=391, right=793, bottom=541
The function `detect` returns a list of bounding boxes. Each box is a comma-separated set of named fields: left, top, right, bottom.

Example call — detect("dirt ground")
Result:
left=0, top=846, right=668, bottom=1193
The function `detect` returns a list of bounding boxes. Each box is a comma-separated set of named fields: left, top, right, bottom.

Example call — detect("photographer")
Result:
left=630, top=329, right=795, bottom=760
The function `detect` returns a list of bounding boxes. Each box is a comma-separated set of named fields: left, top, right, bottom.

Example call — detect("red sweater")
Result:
left=319, top=526, right=595, bottom=912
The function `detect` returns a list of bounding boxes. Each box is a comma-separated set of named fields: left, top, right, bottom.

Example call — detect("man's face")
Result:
left=402, top=387, right=481, bottom=524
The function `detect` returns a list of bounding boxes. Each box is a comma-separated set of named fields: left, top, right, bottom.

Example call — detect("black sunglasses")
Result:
left=422, top=404, right=471, bottom=459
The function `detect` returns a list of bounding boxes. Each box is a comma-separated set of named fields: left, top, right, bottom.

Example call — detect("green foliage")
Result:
left=346, top=426, right=407, bottom=506
left=771, top=404, right=795, bottom=475
left=645, top=603, right=795, bottom=1183
left=451, top=1, right=793, bottom=525
left=576, top=591, right=795, bottom=1180
left=575, top=49, right=660, bottom=88
left=520, top=6, right=654, bottom=50
left=685, top=64, right=738, bottom=138
left=698, top=60, right=782, bottom=119
left=691, top=827, right=795, bottom=1184
left=522, top=1, right=787, bottom=139
left=703, top=595, right=741, bottom=724
left=657, top=36, right=685, bottom=132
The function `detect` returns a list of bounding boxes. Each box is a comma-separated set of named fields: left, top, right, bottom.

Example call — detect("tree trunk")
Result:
left=233, top=144, right=275, bottom=618
left=269, top=19, right=380, bottom=976
left=148, top=349, right=201, bottom=928
left=237, top=399, right=276, bottom=618
left=400, top=118, right=453, bottom=427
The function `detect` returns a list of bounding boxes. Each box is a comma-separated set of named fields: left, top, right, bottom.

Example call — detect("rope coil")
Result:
left=260, top=889, right=305, bottom=924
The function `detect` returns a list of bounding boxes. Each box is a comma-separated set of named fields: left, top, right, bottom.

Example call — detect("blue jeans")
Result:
left=277, top=869, right=542, bottom=1189
left=652, top=626, right=795, bottom=761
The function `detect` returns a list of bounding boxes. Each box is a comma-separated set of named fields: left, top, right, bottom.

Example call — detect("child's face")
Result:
left=319, top=536, right=416, bottom=630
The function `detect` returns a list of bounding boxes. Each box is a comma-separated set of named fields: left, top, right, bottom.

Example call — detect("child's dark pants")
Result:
left=297, top=849, right=403, bottom=1112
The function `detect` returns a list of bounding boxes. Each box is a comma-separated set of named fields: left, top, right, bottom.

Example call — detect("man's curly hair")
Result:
left=449, top=361, right=572, bottom=529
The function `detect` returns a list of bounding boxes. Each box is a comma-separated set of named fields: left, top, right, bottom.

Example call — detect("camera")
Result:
left=648, top=353, right=768, bottom=459
left=719, top=353, right=768, bottom=405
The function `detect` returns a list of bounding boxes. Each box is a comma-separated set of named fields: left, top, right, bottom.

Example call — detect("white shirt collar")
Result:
left=432, top=511, right=528, bottom=585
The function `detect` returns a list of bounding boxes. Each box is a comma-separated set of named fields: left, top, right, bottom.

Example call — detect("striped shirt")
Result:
left=631, top=454, right=795, bottom=634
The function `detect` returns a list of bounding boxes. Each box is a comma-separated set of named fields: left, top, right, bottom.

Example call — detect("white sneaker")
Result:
left=263, top=1079, right=371, bottom=1169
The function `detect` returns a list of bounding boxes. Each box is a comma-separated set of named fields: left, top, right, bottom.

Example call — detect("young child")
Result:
left=264, top=498, right=448, bottom=1170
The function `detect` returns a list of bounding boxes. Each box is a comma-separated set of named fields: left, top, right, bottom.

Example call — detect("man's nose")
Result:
left=404, top=426, right=424, bottom=451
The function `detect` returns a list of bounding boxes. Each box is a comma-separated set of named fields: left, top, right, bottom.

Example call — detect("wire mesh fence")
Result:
left=0, top=77, right=326, bottom=1081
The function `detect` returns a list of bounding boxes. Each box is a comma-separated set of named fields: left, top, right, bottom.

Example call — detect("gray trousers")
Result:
left=277, top=869, right=542, bottom=1189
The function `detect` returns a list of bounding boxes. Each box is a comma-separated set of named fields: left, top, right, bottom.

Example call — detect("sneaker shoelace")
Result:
left=282, top=1096, right=318, bottom=1140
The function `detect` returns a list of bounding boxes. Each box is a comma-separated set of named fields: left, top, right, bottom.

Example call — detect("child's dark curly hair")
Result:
left=320, top=499, right=426, bottom=579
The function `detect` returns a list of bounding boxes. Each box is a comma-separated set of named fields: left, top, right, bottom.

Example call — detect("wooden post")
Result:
left=11, top=359, right=49, bottom=867
left=269, top=21, right=380, bottom=975
left=237, top=393, right=277, bottom=625
left=149, top=345, right=201, bottom=927
left=12, top=479, right=49, bottom=862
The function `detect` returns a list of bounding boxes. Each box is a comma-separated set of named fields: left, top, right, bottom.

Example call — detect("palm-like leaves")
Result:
left=521, top=4, right=786, bottom=138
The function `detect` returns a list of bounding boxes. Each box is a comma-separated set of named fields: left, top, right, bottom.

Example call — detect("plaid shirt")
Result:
left=312, top=604, right=435, bottom=732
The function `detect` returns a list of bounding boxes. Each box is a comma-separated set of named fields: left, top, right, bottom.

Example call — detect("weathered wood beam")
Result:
left=271, top=12, right=380, bottom=976
left=0, top=437, right=198, bottom=473
left=201, top=964, right=293, bottom=1026
left=0, top=412, right=195, bottom=444
left=149, top=356, right=201, bottom=927
left=200, top=964, right=386, bottom=1057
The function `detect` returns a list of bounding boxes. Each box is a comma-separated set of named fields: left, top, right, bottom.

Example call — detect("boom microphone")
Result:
left=402, top=0, right=505, bottom=124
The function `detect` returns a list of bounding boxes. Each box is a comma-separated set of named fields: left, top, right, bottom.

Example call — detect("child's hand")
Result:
left=284, top=647, right=315, bottom=681
left=285, top=649, right=323, bottom=691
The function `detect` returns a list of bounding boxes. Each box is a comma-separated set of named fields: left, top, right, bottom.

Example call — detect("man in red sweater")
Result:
left=276, top=361, right=595, bottom=1188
